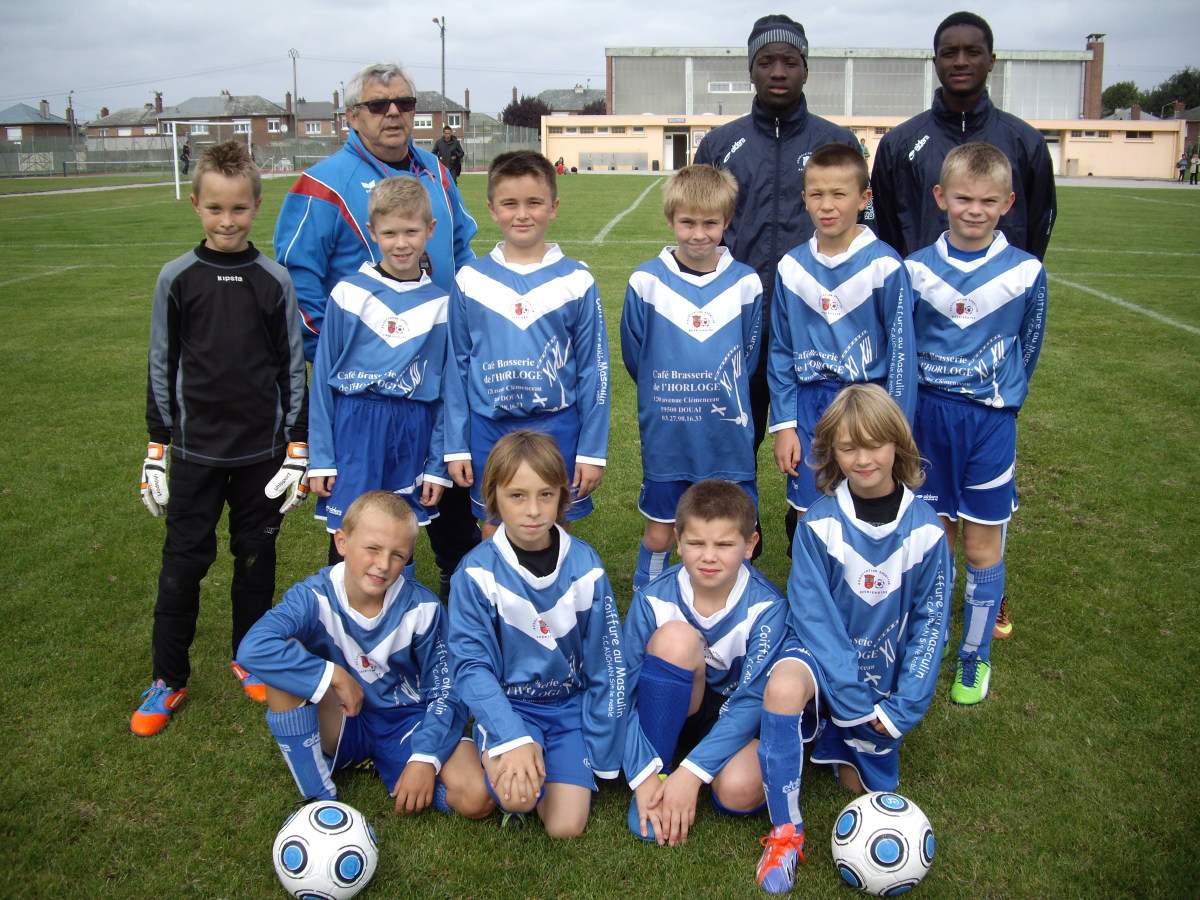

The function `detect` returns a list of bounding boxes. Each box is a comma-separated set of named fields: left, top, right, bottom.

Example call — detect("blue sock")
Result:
left=711, top=789, right=767, bottom=817
left=432, top=780, right=452, bottom=814
left=758, top=710, right=804, bottom=828
left=945, top=551, right=956, bottom=650
left=267, top=704, right=336, bottom=800
left=637, top=655, right=694, bottom=769
left=633, top=542, right=671, bottom=592
left=960, top=560, right=1005, bottom=660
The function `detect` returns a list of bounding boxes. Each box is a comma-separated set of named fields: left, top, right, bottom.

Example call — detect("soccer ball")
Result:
left=272, top=801, right=378, bottom=899
left=830, top=791, right=934, bottom=895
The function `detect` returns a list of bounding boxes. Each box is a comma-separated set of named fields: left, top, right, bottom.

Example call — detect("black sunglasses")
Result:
left=354, top=96, right=417, bottom=115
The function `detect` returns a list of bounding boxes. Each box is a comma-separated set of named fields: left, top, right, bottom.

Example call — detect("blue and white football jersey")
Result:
left=237, top=565, right=464, bottom=769
left=444, top=244, right=610, bottom=467
left=447, top=525, right=625, bottom=777
left=768, top=228, right=916, bottom=429
left=905, top=232, right=1047, bottom=410
left=788, top=481, right=949, bottom=739
left=309, top=264, right=449, bottom=479
left=620, top=247, right=762, bottom=483
left=622, top=564, right=787, bottom=788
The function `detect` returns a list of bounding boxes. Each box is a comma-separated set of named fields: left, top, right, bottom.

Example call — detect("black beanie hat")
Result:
left=747, top=14, right=809, bottom=69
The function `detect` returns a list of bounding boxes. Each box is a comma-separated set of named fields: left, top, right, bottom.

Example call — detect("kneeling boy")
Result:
left=237, top=492, right=492, bottom=818
left=623, top=480, right=788, bottom=846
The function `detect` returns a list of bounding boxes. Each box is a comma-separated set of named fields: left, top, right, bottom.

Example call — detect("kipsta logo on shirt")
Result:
left=385, top=316, right=409, bottom=337
left=859, top=569, right=889, bottom=596
left=820, top=292, right=842, bottom=318
left=952, top=297, right=978, bottom=322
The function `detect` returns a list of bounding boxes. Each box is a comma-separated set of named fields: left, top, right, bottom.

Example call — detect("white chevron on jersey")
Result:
left=465, top=564, right=605, bottom=651
left=778, top=251, right=900, bottom=325
left=907, top=257, right=1042, bottom=331
left=332, top=271, right=449, bottom=349
left=629, top=270, right=758, bottom=345
left=315, top=576, right=438, bottom=684
left=806, top=514, right=947, bottom=608
left=456, top=265, right=595, bottom=332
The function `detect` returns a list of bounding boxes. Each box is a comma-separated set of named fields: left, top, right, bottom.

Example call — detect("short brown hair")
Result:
left=340, top=490, right=418, bottom=536
left=663, top=164, right=738, bottom=222
left=487, top=150, right=556, bottom=202
left=939, top=141, right=1013, bottom=194
left=809, top=384, right=925, bottom=495
left=368, top=176, right=433, bottom=224
left=674, top=480, right=757, bottom=539
left=191, top=140, right=261, bottom=199
left=482, top=430, right=571, bottom=524
left=803, top=142, right=870, bottom=192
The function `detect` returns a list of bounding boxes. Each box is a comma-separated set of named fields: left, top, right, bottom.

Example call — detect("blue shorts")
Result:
left=474, top=695, right=596, bottom=791
left=315, top=393, right=439, bottom=532
left=774, top=644, right=902, bottom=793
left=783, top=381, right=844, bottom=512
left=468, top=407, right=594, bottom=522
left=638, top=479, right=758, bottom=523
left=914, top=389, right=1017, bottom=525
left=331, top=704, right=425, bottom=795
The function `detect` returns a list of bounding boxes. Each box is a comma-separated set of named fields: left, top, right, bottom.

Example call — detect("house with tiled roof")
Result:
left=538, top=85, right=607, bottom=115
left=411, top=91, right=471, bottom=148
left=0, top=101, right=75, bottom=142
left=157, top=92, right=288, bottom=147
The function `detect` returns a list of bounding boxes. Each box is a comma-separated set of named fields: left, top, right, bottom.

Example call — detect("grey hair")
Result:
left=345, top=63, right=415, bottom=108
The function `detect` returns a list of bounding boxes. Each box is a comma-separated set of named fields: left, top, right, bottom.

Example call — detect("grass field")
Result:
left=1, top=172, right=1198, bottom=898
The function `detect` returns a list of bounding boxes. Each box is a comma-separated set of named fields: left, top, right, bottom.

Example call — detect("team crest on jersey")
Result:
left=512, top=299, right=536, bottom=323
left=819, top=292, right=843, bottom=319
left=687, top=310, right=715, bottom=333
left=532, top=616, right=553, bottom=641
left=951, top=297, right=978, bottom=322
left=703, top=644, right=726, bottom=669
left=358, top=654, right=385, bottom=677
left=858, top=569, right=890, bottom=597
left=384, top=316, right=409, bottom=337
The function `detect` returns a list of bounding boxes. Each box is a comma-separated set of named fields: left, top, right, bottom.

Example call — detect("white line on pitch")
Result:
left=0, top=200, right=176, bottom=222
left=0, top=265, right=84, bottom=288
left=1052, top=247, right=1200, bottom=258
left=1049, top=275, right=1200, bottom=336
left=1116, top=192, right=1199, bottom=207
left=592, top=177, right=663, bottom=244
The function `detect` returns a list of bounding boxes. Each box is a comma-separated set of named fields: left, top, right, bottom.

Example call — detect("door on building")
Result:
left=671, top=133, right=688, bottom=170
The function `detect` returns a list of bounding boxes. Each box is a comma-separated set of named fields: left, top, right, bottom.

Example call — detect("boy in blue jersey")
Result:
left=904, top=142, right=1047, bottom=704
left=237, top=492, right=493, bottom=818
left=621, top=165, right=763, bottom=590
left=622, top=480, right=787, bottom=847
left=755, top=385, right=949, bottom=893
left=444, top=152, right=610, bottom=536
left=307, top=178, right=453, bottom=563
left=448, top=431, right=625, bottom=838
left=768, top=143, right=915, bottom=544
left=132, top=142, right=309, bottom=737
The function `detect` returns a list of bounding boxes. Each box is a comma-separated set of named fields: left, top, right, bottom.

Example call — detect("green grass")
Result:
left=0, top=173, right=178, bottom=195
left=1, top=174, right=1198, bottom=898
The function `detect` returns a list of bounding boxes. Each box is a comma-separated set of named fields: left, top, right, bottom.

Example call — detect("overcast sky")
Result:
left=2, top=0, right=1193, bottom=121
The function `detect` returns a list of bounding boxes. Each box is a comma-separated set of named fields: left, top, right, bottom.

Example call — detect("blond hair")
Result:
left=662, top=164, right=738, bottom=222
left=810, top=384, right=925, bottom=495
left=191, top=140, right=261, bottom=199
left=482, top=430, right=570, bottom=524
left=939, top=141, right=1013, bottom=194
left=340, top=490, right=417, bottom=536
left=368, top=176, right=433, bottom=224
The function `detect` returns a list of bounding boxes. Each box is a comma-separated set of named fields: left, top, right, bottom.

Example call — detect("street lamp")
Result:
left=289, top=48, right=300, bottom=137
left=432, top=17, right=446, bottom=128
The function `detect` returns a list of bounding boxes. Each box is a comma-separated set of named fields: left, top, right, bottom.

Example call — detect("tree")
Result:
left=580, top=99, right=607, bottom=116
left=501, top=95, right=552, bottom=129
left=1101, top=80, right=1142, bottom=115
left=1140, top=67, right=1200, bottom=117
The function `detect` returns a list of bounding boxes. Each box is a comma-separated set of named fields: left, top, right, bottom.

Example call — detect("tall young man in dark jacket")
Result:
left=870, top=11, right=1056, bottom=260
left=693, top=15, right=860, bottom=458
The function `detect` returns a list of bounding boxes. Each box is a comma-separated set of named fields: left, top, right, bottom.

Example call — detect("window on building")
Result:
left=1070, top=130, right=1110, bottom=139
left=596, top=126, right=610, bottom=134
left=611, top=126, right=625, bottom=134
left=565, top=127, right=578, bottom=134
left=6, top=127, right=22, bottom=141
left=190, top=123, right=209, bottom=135
left=1124, top=130, right=1152, bottom=140
left=267, top=118, right=281, bottom=133
left=304, top=121, right=320, bottom=135
left=234, top=122, right=250, bottom=134
left=117, top=127, right=132, bottom=137
left=690, top=129, right=708, bottom=148
left=548, top=126, right=563, bottom=134
left=447, top=112, right=462, bottom=128
left=97, top=128, right=107, bottom=138
left=414, top=138, right=433, bottom=148
left=874, top=127, right=889, bottom=135
left=708, top=81, right=754, bottom=93
left=632, top=126, right=644, bottom=134
left=143, top=126, right=157, bottom=135
left=580, top=126, right=594, bottom=134
left=413, top=114, right=433, bottom=129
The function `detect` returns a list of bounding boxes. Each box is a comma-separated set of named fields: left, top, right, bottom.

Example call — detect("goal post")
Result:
left=168, top=120, right=253, bottom=200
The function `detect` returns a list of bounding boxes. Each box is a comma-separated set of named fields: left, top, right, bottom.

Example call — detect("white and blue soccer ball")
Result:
left=830, top=791, right=934, bottom=896
left=272, top=800, right=378, bottom=899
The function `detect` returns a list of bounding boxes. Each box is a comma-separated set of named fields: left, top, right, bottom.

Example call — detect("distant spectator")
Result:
left=554, top=156, right=566, bottom=176
left=1191, top=152, right=1199, bottom=186
left=179, top=143, right=191, bottom=176
left=859, top=137, right=870, bottom=160
left=1177, top=153, right=1188, bottom=182
left=433, top=125, right=464, bottom=181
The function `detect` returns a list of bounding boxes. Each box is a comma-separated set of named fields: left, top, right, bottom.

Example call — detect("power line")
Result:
left=300, top=53, right=604, bottom=78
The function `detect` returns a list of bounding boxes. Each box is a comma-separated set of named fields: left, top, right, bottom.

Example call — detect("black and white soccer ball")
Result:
left=272, top=801, right=378, bottom=899
left=830, top=791, right=934, bottom=896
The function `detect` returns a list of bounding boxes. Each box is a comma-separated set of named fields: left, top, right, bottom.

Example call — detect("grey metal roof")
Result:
left=159, top=95, right=286, bottom=120
left=1179, top=105, right=1200, bottom=122
left=1103, top=107, right=1160, bottom=121
left=414, top=91, right=465, bottom=113
left=538, top=88, right=606, bottom=111
left=0, top=102, right=70, bottom=125
left=86, top=105, right=160, bottom=127
left=296, top=101, right=337, bottom=120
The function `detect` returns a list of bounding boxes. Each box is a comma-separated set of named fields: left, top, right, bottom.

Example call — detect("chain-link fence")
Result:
left=459, top=120, right=539, bottom=172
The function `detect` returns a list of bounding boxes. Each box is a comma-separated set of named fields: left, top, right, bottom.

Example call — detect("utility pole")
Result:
left=432, top=17, right=446, bottom=128
left=289, top=48, right=299, bottom=137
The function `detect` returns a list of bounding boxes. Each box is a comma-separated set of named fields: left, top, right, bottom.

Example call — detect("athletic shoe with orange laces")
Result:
left=130, top=679, right=188, bottom=736
left=993, top=595, right=1013, bottom=639
left=756, top=823, right=806, bottom=893
left=230, top=661, right=267, bottom=703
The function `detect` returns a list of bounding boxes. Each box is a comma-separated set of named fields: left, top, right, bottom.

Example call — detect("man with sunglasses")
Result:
left=274, top=62, right=480, bottom=597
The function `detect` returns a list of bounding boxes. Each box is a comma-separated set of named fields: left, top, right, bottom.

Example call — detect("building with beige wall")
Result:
left=543, top=114, right=1187, bottom=180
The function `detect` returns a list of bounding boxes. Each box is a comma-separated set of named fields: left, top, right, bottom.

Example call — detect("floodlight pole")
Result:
left=432, top=17, right=446, bottom=127
left=289, top=48, right=300, bottom=136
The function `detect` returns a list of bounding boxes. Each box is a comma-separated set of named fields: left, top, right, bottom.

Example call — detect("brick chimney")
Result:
left=333, top=89, right=339, bottom=109
left=38, top=99, right=49, bottom=118
left=154, top=91, right=163, bottom=113
left=464, top=88, right=470, bottom=111
left=100, top=106, right=110, bottom=118
left=1082, top=33, right=1105, bottom=119
left=1130, top=103, right=1141, bottom=120
left=1173, top=99, right=1186, bottom=117
left=285, top=91, right=292, bottom=113
left=512, top=86, right=518, bottom=104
